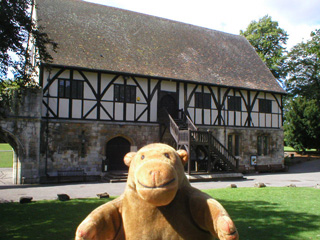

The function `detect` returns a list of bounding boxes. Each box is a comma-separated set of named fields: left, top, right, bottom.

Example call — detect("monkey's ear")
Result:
left=124, top=152, right=136, bottom=167
left=177, top=149, right=188, bottom=166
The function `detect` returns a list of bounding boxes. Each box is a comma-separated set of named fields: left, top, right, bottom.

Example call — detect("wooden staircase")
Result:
left=168, top=112, right=239, bottom=175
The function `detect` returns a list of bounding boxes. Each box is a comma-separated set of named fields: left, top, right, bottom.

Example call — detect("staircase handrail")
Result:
left=209, top=133, right=239, bottom=169
left=186, top=115, right=198, bottom=131
left=190, top=130, right=238, bottom=170
left=168, top=113, right=179, bottom=143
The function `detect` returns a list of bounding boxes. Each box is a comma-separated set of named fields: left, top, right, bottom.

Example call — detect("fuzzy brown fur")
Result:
left=75, top=143, right=239, bottom=240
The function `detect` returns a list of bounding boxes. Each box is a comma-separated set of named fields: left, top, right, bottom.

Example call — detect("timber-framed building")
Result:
left=8, top=0, right=286, bottom=183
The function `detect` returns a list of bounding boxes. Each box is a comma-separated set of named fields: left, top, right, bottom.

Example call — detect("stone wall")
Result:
left=0, top=88, right=42, bottom=184
left=41, top=120, right=162, bottom=177
left=204, top=126, right=284, bottom=171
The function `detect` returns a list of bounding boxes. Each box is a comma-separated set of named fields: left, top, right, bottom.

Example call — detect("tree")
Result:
left=284, top=97, right=320, bottom=151
left=0, top=0, right=57, bottom=82
left=285, top=29, right=320, bottom=102
left=240, top=15, right=288, bottom=80
left=0, top=0, right=56, bottom=117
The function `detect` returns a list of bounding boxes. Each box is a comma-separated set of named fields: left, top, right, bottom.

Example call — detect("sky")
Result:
left=85, top=0, right=320, bottom=50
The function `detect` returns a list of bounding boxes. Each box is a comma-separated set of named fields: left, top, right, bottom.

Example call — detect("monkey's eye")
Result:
left=141, top=155, right=145, bottom=160
left=164, top=153, right=170, bottom=159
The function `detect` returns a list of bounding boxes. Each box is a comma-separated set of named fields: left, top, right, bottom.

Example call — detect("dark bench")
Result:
left=255, top=164, right=285, bottom=173
left=57, top=169, right=86, bottom=183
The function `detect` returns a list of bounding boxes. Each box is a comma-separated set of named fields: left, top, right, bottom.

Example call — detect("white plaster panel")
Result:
left=46, top=81, right=58, bottom=97
left=204, top=110, right=210, bottom=125
left=228, top=112, right=234, bottom=126
left=235, top=112, right=241, bottom=126
left=150, top=92, right=158, bottom=122
left=83, top=100, right=97, bottom=119
left=242, top=113, right=248, bottom=126
left=195, top=109, right=202, bottom=124
left=188, top=108, right=195, bottom=122
left=114, top=103, right=123, bottom=120
left=100, top=102, right=113, bottom=120
left=161, top=80, right=176, bottom=92
left=59, top=99, right=69, bottom=118
left=212, top=111, right=218, bottom=125
left=260, top=113, right=266, bottom=127
left=252, top=113, right=259, bottom=127
left=102, top=87, right=113, bottom=101
left=266, top=114, right=272, bottom=127
left=272, top=114, right=279, bottom=128
left=58, top=70, right=70, bottom=79
left=72, top=100, right=82, bottom=118
left=126, top=104, right=134, bottom=121
left=101, top=74, right=116, bottom=92
left=136, top=104, right=148, bottom=121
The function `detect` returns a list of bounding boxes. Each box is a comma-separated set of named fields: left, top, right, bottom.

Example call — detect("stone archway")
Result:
left=0, top=128, right=24, bottom=184
left=105, top=137, right=131, bottom=171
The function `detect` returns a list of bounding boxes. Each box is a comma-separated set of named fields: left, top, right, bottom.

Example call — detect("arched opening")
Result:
left=105, top=137, right=131, bottom=171
left=0, top=129, right=23, bottom=184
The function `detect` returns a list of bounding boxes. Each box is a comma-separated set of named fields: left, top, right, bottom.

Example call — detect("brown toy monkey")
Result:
left=75, top=143, right=239, bottom=240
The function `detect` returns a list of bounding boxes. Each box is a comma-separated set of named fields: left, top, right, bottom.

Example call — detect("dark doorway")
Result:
left=106, top=137, right=130, bottom=171
left=158, top=93, right=178, bottom=122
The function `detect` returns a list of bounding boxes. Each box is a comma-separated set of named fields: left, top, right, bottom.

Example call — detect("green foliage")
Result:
left=240, top=15, right=288, bottom=79
left=0, top=0, right=57, bottom=80
left=0, top=188, right=319, bottom=240
left=285, top=29, right=320, bottom=102
left=284, top=97, right=320, bottom=151
left=0, top=0, right=57, bottom=118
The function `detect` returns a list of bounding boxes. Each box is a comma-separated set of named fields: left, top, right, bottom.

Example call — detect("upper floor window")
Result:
left=58, top=79, right=83, bottom=99
left=259, top=99, right=272, bottom=113
left=257, top=135, right=269, bottom=156
left=195, top=92, right=211, bottom=109
left=228, top=96, right=242, bottom=111
left=228, top=134, right=240, bottom=156
left=114, top=84, right=136, bottom=103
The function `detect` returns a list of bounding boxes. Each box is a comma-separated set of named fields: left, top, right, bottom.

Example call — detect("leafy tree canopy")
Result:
left=240, top=15, right=288, bottom=80
left=284, top=97, right=320, bottom=151
left=0, top=0, right=57, bottom=83
left=0, top=0, right=56, bottom=117
left=284, top=29, right=320, bottom=102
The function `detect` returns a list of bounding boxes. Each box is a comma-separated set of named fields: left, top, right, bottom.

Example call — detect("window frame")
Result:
left=114, top=84, right=136, bottom=103
left=228, top=134, right=240, bottom=156
left=58, top=79, right=83, bottom=99
left=227, top=96, right=242, bottom=111
left=259, top=99, right=272, bottom=113
left=195, top=92, right=211, bottom=109
left=257, top=135, right=269, bottom=156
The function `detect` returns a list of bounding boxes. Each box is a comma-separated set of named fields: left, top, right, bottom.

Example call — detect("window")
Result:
left=58, top=79, right=83, bottom=99
left=228, top=134, right=240, bottom=156
left=257, top=135, right=269, bottom=156
left=228, top=96, right=242, bottom=111
left=195, top=92, right=211, bottom=109
left=259, top=99, right=272, bottom=113
left=114, top=84, right=136, bottom=103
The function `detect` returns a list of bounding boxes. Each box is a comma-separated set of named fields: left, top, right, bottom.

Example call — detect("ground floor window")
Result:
left=257, top=135, right=269, bottom=155
left=228, top=134, right=240, bottom=156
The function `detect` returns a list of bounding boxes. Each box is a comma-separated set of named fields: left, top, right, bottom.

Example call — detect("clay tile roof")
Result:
left=36, top=0, right=286, bottom=93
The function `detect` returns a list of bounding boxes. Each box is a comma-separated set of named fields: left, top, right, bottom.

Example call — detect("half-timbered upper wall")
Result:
left=41, top=66, right=283, bottom=129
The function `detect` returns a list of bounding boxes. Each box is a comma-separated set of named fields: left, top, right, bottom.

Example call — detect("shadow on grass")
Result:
left=0, top=198, right=114, bottom=240
left=218, top=199, right=320, bottom=240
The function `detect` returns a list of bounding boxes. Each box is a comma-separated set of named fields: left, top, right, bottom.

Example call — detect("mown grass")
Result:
left=0, top=188, right=319, bottom=240
left=0, top=143, right=13, bottom=168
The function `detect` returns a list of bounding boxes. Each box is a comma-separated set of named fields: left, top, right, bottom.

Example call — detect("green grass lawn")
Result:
left=0, top=143, right=13, bottom=168
left=0, top=188, right=319, bottom=240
